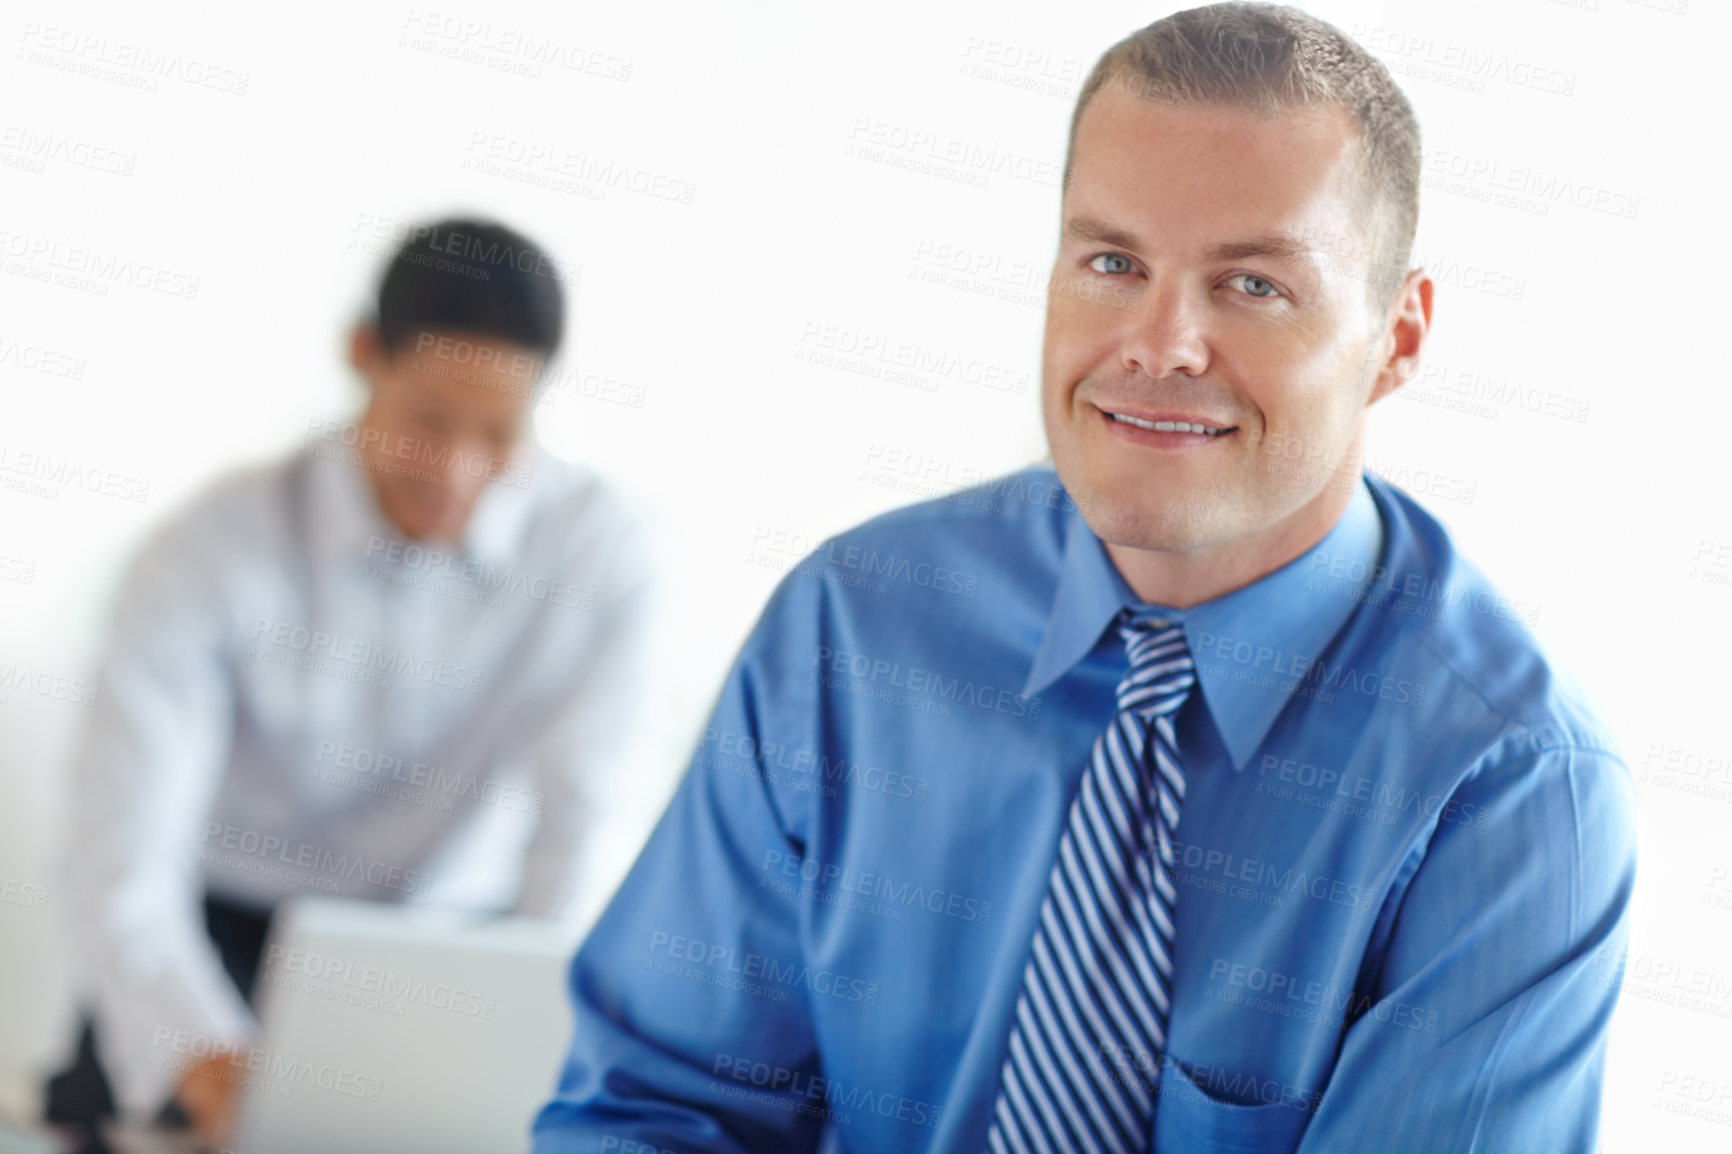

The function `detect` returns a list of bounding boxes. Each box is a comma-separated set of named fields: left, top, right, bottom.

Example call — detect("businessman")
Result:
left=49, top=217, right=653, bottom=1149
left=533, top=6, right=1636, bottom=1152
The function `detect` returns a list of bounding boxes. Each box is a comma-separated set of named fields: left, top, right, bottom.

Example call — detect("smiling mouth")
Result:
left=1105, top=412, right=1237, bottom=436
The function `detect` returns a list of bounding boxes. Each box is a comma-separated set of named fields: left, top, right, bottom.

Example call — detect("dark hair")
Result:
left=1065, top=3, right=1421, bottom=307
left=373, top=217, right=566, bottom=359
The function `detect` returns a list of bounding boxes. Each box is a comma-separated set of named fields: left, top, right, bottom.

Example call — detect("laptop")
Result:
left=222, top=896, right=576, bottom=1154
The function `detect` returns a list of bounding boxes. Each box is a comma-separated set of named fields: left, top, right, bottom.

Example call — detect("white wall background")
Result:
left=1, top=0, right=1726, bottom=1145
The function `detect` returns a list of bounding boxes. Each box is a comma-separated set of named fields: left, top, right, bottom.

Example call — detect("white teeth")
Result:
left=1110, top=413, right=1229, bottom=435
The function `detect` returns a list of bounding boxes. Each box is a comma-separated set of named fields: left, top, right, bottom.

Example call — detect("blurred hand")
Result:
left=174, top=1052, right=242, bottom=1149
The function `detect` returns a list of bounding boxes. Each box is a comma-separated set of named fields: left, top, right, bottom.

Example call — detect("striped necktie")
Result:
left=987, top=609, right=1196, bottom=1154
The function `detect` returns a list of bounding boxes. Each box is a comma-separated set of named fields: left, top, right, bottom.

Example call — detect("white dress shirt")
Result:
left=59, top=433, right=655, bottom=1118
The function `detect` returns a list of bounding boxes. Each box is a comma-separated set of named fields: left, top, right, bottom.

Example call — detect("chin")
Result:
left=1076, top=480, right=1246, bottom=555
left=394, top=507, right=457, bottom=542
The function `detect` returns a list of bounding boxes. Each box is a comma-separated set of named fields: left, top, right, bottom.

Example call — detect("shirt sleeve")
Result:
left=1294, top=741, right=1639, bottom=1153
left=510, top=515, right=659, bottom=930
left=58, top=507, right=258, bottom=1120
left=530, top=571, right=827, bottom=1154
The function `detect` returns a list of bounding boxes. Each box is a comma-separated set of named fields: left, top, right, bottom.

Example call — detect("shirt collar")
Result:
left=1021, top=474, right=1385, bottom=771
left=304, top=437, right=541, bottom=569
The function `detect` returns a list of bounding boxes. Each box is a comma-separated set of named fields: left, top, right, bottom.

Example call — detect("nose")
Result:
left=1119, top=274, right=1210, bottom=380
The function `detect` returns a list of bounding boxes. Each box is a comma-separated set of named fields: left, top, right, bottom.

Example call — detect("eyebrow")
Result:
left=1061, top=215, right=1319, bottom=264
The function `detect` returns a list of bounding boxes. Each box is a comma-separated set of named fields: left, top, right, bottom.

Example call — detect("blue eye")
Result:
left=1088, top=253, right=1135, bottom=275
left=1228, top=274, right=1279, bottom=298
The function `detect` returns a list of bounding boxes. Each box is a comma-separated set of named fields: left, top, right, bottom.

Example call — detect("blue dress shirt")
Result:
left=532, top=465, right=1637, bottom=1154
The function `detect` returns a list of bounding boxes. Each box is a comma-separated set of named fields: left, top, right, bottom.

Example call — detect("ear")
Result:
left=349, top=325, right=383, bottom=388
left=1367, top=270, right=1434, bottom=406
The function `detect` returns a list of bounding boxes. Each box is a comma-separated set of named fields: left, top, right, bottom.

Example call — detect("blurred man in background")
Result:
left=45, top=217, right=653, bottom=1150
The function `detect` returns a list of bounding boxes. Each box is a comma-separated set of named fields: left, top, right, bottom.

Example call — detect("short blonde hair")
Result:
left=1065, top=3, right=1421, bottom=307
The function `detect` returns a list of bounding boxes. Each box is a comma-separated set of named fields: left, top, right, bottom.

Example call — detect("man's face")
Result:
left=1043, top=82, right=1399, bottom=560
left=349, top=327, right=542, bottom=542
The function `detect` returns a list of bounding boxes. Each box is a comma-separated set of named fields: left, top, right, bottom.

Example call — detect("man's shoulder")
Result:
left=743, top=462, right=1075, bottom=648
left=522, top=448, right=634, bottom=531
left=1366, top=475, right=1623, bottom=767
left=516, top=449, right=649, bottom=583
left=142, top=452, right=299, bottom=559
left=101, top=453, right=302, bottom=623
left=824, top=460, right=1076, bottom=557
